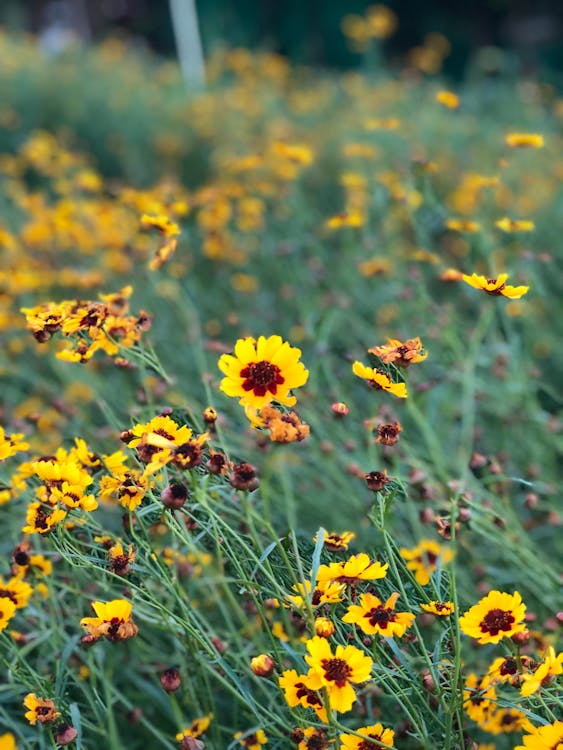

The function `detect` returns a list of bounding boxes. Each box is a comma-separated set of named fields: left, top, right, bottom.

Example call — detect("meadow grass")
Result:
left=0, top=27, right=561, bottom=750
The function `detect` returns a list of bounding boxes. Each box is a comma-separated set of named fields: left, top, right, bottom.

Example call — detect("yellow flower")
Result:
left=278, top=669, right=327, bottom=721
left=0, top=733, right=18, bottom=750
left=481, top=706, right=534, bottom=735
left=218, top=336, right=309, bottom=409
left=505, top=133, right=544, bottom=148
left=400, top=540, right=453, bottom=585
left=352, top=362, right=407, bottom=398
left=520, top=647, right=563, bottom=697
left=286, top=579, right=345, bottom=609
left=459, top=590, right=527, bottom=644
left=23, top=693, right=60, bottom=726
left=0, top=426, right=29, bottom=461
left=234, top=729, right=268, bottom=749
left=21, top=502, right=67, bottom=534
left=304, top=636, right=373, bottom=714
left=420, top=600, right=455, bottom=616
left=342, top=592, right=415, bottom=637
left=463, top=673, right=496, bottom=724
left=80, top=599, right=138, bottom=642
left=175, top=714, right=213, bottom=740
left=0, top=576, right=33, bottom=609
left=325, top=211, right=364, bottom=229
left=313, top=530, right=355, bottom=552
left=316, top=553, right=388, bottom=587
left=140, top=214, right=180, bottom=237
left=295, top=728, right=330, bottom=750
left=495, top=217, right=535, bottom=233
left=514, top=721, right=563, bottom=750
left=461, top=272, right=529, bottom=299
left=0, top=598, right=17, bottom=633
left=340, top=723, right=395, bottom=748
left=446, top=218, right=480, bottom=232
left=436, top=90, right=459, bottom=109
left=368, top=337, right=427, bottom=367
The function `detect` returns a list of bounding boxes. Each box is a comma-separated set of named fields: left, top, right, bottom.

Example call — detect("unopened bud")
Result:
left=250, top=654, right=275, bottom=677
left=160, top=667, right=181, bottom=692
left=314, top=617, right=335, bottom=638
left=55, top=723, right=78, bottom=746
left=161, top=483, right=189, bottom=509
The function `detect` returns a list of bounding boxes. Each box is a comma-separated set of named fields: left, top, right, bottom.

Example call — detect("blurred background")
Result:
left=2, top=0, right=562, bottom=78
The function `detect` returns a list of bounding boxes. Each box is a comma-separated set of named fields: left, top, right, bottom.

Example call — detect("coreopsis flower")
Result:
left=364, top=470, right=393, bottom=491
left=325, top=211, right=364, bottom=229
left=256, top=404, right=310, bottom=443
left=80, top=599, right=138, bottom=642
left=0, top=598, right=17, bottom=633
left=481, top=706, right=534, bottom=735
left=486, top=655, right=528, bottom=685
left=304, top=636, right=373, bottom=713
left=218, top=336, right=309, bottom=409
left=286, top=579, right=345, bottom=609
left=0, top=733, right=17, bottom=750
left=234, top=729, right=268, bottom=749
left=23, top=693, right=60, bottom=725
left=462, top=272, right=529, bottom=299
left=122, top=415, right=207, bottom=474
left=278, top=669, right=327, bottom=721
left=436, top=90, right=459, bottom=109
left=340, top=723, right=395, bottom=749
left=505, top=133, right=544, bottom=148
left=175, top=714, right=213, bottom=742
left=520, top=647, right=563, bottom=697
left=141, top=214, right=180, bottom=270
left=342, top=592, right=415, bottom=637
left=495, top=217, right=535, bottom=233
left=314, top=530, right=355, bottom=552
left=108, top=541, right=136, bottom=576
left=374, top=422, right=402, bottom=446
left=446, top=219, right=480, bottom=232
left=368, top=337, right=427, bottom=368
left=514, top=721, right=563, bottom=750
left=316, top=553, right=388, bottom=588
left=22, top=502, right=67, bottom=534
left=463, top=673, right=496, bottom=724
left=293, top=727, right=330, bottom=750
left=420, top=600, right=455, bottom=616
left=352, top=362, right=407, bottom=398
left=0, top=575, right=32, bottom=609
left=459, top=590, right=527, bottom=645
left=399, top=540, right=453, bottom=585
left=0, top=427, right=29, bottom=461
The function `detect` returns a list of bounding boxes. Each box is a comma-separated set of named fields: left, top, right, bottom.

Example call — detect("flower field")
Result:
left=0, top=17, right=561, bottom=750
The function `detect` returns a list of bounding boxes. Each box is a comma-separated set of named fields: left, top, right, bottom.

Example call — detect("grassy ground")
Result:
left=0, top=29, right=561, bottom=750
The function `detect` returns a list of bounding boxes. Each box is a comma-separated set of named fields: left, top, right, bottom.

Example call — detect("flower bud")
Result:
left=160, top=667, right=181, bottom=692
left=55, top=723, right=78, bottom=745
left=314, top=617, right=335, bottom=638
left=161, top=483, right=189, bottom=509
left=331, top=402, right=349, bottom=417
left=250, top=654, right=275, bottom=677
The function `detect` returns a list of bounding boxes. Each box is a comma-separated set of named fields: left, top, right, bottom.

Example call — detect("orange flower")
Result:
left=368, top=337, right=427, bottom=367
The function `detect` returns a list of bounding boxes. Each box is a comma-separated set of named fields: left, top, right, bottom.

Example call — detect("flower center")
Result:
left=240, top=360, right=284, bottom=397
left=499, top=657, right=518, bottom=676
left=486, top=278, right=506, bottom=295
left=366, top=606, right=395, bottom=628
left=358, top=735, right=384, bottom=750
left=321, top=657, right=352, bottom=686
left=295, top=681, right=323, bottom=709
left=480, top=608, right=515, bottom=636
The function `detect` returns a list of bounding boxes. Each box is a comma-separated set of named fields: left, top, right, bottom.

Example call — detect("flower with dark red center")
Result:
left=343, top=592, right=415, bottom=637
left=459, top=590, right=527, bottom=645
left=340, top=722, right=395, bottom=749
left=218, top=335, right=308, bottom=409
left=462, top=272, right=529, bottom=299
left=304, top=636, right=373, bottom=713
